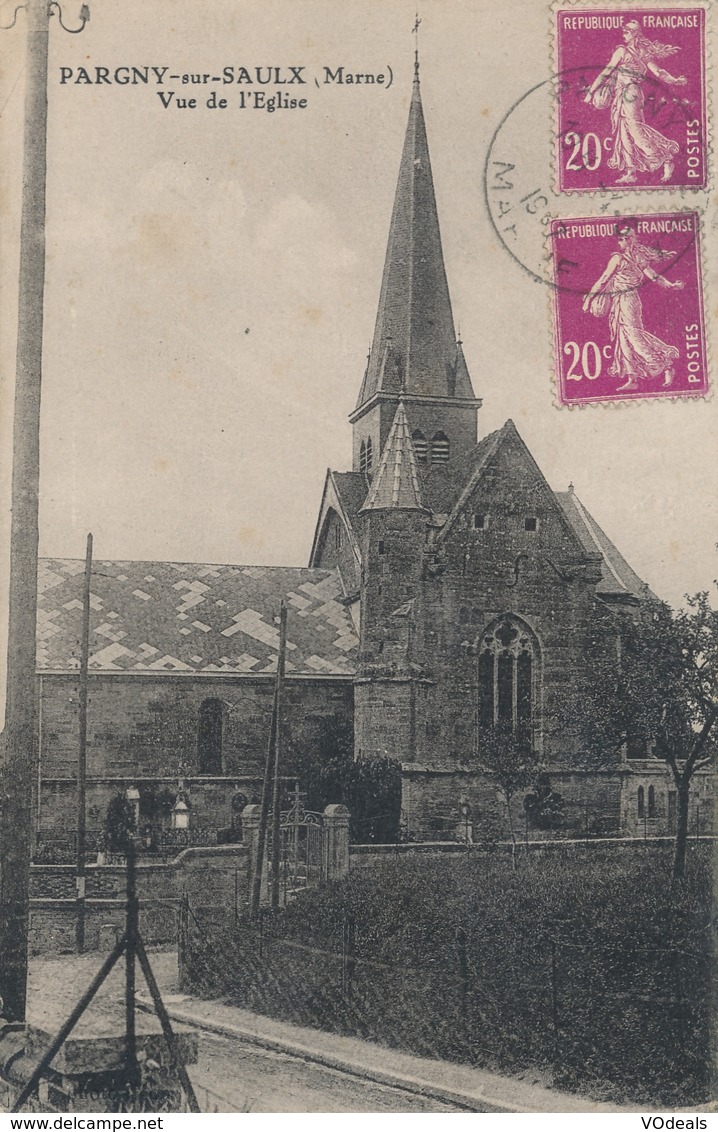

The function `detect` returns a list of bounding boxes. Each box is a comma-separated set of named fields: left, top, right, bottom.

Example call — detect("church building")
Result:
left=33, top=66, right=707, bottom=852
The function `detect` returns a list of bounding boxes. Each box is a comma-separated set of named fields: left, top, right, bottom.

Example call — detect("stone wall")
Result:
left=400, top=764, right=713, bottom=843
left=36, top=673, right=353, bottom=842
left=28, top=844, right=250, bottom=955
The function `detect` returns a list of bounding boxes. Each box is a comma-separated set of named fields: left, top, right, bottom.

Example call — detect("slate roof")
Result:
left=356, top=69, right=476, bottom=408
left=555, top=492, right=654, bottom=601
left=422, top=427, right=502, bottom=516
left=37, top=560, right=359, bottom=676
left=331, top=471, right=369, bottom=529
left=360, top=402, right=427, bottom=512
left=328, top=420, right=651, bottom=603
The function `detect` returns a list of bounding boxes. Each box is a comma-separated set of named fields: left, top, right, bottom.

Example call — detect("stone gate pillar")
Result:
left=322, top=804, right=350, bottom=882
left=241, top=804, right=267, bottom=903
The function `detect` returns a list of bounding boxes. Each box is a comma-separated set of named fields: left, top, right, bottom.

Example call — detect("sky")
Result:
left=0, top=0, right=715, bottom=665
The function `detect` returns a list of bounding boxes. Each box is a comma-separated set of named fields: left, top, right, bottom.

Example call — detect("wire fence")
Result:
left=178, top=890, right=712, bottom=1106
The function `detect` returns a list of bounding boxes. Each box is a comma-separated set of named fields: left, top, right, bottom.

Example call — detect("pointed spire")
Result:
left=451, top=338, right=474, bottom=400
left=360, top=402, right=427, bottom=513
left=356, top=66, right=474, bottom=409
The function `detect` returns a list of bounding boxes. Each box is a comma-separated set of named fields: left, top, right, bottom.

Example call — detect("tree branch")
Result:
left=685, top=706, right=718, bottom=774
left=653, top=729, right=681, bottom=786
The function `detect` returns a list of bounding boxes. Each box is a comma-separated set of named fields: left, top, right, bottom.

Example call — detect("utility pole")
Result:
left=250, top=603, right=287, bottom=919
left=75, top=533, right=93, bottom=953
left=270, top=603, right=287, bottom=910
left=0, top=0, right=50, bottom=1023
left=0, top=0, right=88, bottom=1021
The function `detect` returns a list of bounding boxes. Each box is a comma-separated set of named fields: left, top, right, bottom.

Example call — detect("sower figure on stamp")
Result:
left=584, top=21, right=686, bottom=184
left=583, top=225, right=684, bottom=392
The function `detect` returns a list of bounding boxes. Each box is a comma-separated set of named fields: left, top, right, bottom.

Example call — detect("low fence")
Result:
left=349, top=834, right=716, bottom=868
left=177, top=850, right=713, bottom=1108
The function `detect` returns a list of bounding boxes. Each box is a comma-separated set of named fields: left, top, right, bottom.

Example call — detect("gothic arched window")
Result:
left=366, top=436, right=373, bottom=473
left=647, top=785, right=656, bottom=819
left=431, top=432, right=450, bottom=465
left=478, top=618, right=535, bottom=734
left=198, top=698, right=223, bottom=775
left=359, top=440, right=367, bottom=473
left=637, top=786, right=645, bottom=818
left=412, top=430, right=428, bottom=465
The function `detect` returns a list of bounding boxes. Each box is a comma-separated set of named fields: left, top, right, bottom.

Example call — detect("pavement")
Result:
left=137, top=989, right=634, bottom=1113
left=27, top=949, right=645, bottom=1113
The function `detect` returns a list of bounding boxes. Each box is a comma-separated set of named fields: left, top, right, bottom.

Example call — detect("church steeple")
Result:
left=350, top=62, right=480, bottom=478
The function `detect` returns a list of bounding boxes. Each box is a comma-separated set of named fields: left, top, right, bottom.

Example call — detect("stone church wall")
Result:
left=36, top=673, right=353, bottom=842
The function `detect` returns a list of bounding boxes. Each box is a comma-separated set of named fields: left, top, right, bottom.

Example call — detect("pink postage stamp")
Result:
left=555, top=7, right=707, bottom=192
left=550, top=211, right=707, bottom=405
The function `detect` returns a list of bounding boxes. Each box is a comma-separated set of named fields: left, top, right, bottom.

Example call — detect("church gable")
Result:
left=308, top=470, right=365, bottom=604
left=435, top=421, right=595, bottom=579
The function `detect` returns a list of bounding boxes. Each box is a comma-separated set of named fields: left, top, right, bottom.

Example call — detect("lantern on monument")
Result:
left=171, top=796, right=190, bottom=831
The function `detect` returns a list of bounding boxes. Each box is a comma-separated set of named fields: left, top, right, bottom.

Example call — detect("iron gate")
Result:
left=271, top=797, right=325, bottom=900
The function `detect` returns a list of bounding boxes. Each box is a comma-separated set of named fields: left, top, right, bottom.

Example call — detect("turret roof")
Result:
left=360, top=401, right=427, bottom=513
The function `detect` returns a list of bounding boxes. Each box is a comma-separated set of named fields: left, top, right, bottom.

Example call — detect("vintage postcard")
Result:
left=0, top=0, right=715, bottom=1118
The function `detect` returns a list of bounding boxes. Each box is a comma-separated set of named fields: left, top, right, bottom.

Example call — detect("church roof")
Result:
left=355, top=69, right=476, bottom=409
left=331, top=471, right=369, bottom=529
left=555, top=492, right=654, bottom=602
left=360, top=402, right=427, bottom=513
left=36, top=560, right=358, bottom=676
left=421, top=427, right=503, bottom=514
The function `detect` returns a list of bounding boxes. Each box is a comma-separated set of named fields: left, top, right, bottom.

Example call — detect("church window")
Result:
left=647, top=785, right=656, bottom=819
left=412, top=430, right=428, bottom=465
left=334, top=524, right=342, bottom=550
left=378, top=540, right=385, bottom=555
left=474, top=513, right=487, bottom=530
left=198, top=698, right=223, bottom=775
left=524, top=517, right=538, bottom=532
left=477, top=618, right=536, bottom=735
left=366, top=436, right=373, bottom=473
left=359, top=440, right=367, bottom=473
left=431, top=432, right=450, bottom=464
left=637, top=786, right=645, bottom=818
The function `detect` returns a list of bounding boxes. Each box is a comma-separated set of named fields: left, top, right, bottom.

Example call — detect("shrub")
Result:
left=104, top=792, right=136, bottom=853
left=285, top=714, right=402, bottom=842
left=182, top=847, right=713, bottom=1106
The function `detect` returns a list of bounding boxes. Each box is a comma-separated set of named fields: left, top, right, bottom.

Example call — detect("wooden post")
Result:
left=0, top=0, right=50, bottom=1023
left=455, top=926, right=468, bottom=1019
left=250, top=604, right=287, bottom=919
left=75, top=533, right=93, bottom=953
left=270, top=603, right=287, bottom=910
left=125, top=838, right=139, bottom=1084
left=550, top=939, right=560, bottom=1058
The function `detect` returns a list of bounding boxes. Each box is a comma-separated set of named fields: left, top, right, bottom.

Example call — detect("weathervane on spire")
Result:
left=412, top=12, right=421, bottom=80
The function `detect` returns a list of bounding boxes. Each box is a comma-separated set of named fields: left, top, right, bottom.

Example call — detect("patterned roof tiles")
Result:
left=36, top=560, right=358, bottom=676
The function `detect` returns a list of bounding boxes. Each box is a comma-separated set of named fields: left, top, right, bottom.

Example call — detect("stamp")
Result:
left=549, top=211, right=707, bottom=404
left=554, top=7, right=708, bottom=192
